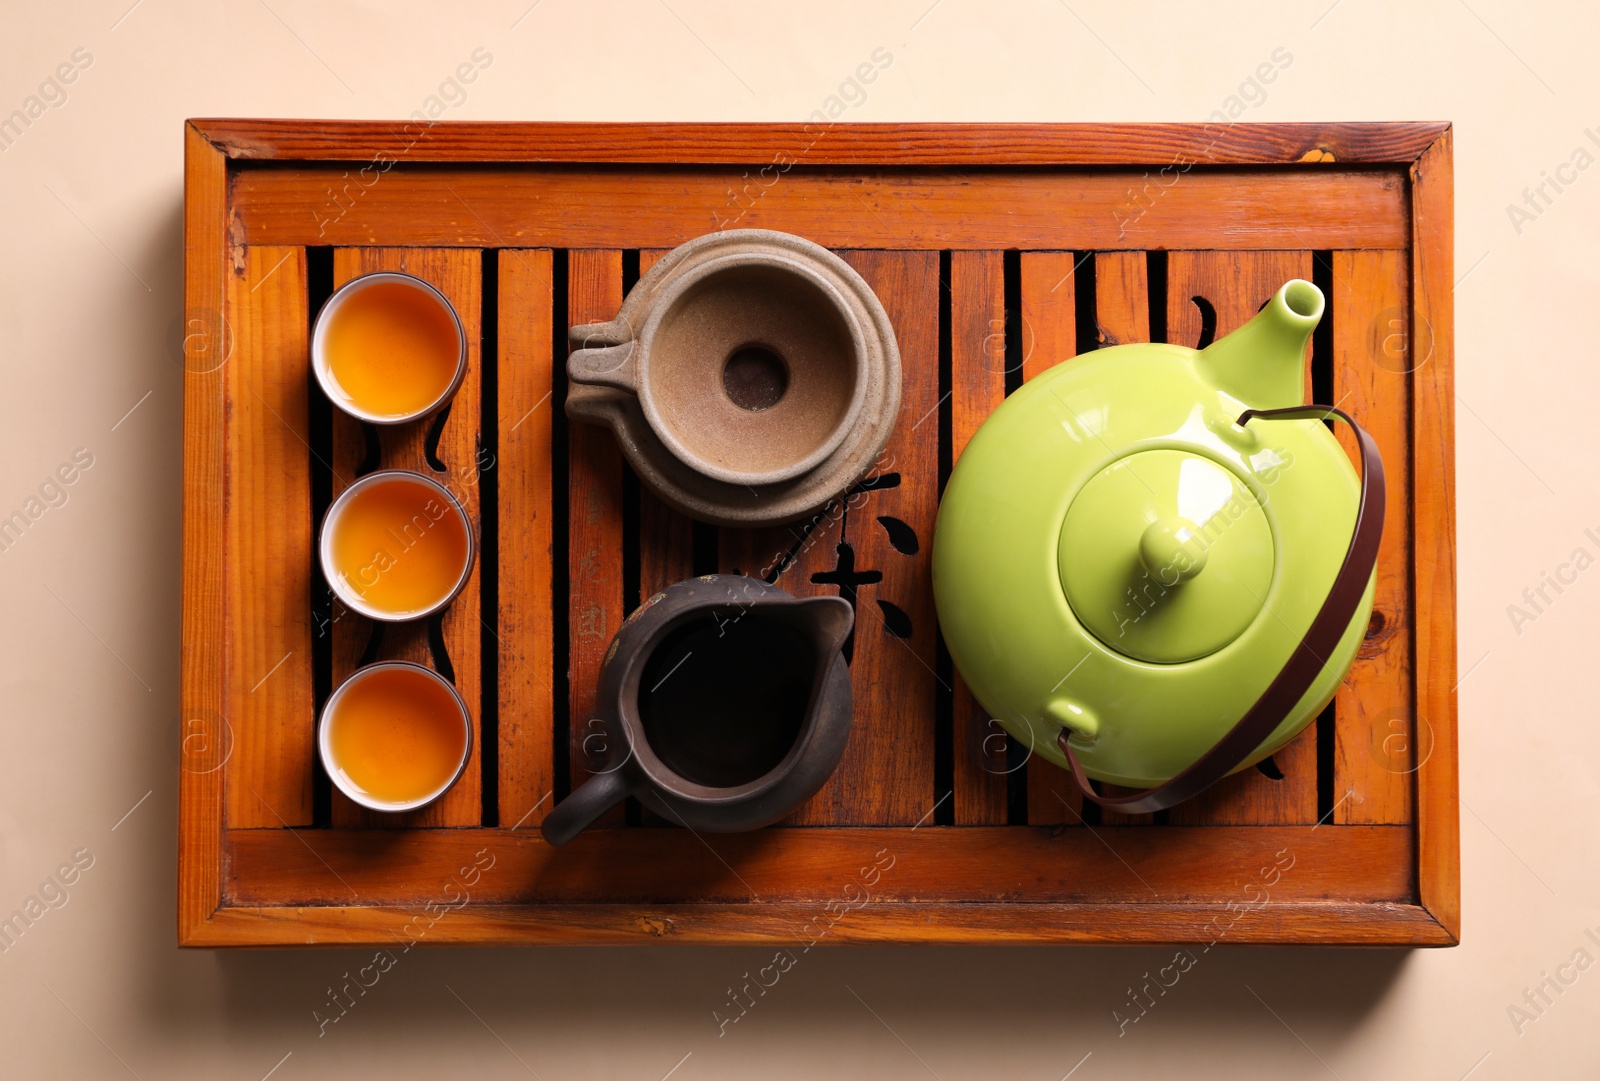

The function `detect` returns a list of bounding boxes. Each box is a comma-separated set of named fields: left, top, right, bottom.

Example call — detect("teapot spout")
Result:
left=1195, top=279, right=1324, bottom=411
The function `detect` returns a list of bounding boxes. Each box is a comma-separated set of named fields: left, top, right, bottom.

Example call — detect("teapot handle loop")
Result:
left=1058, top=404, right=1386, bottom=815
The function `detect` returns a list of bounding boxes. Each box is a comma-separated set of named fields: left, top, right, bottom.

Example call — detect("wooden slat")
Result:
left=178, top=123, right=229, bottom=945
left=224, top=246, right=314, bottom=827
left=1089, top=251, right=1155, bottom=825
left=195, top=897, right=1455, bottom=947
left=1163, top=251, right=1319, bottom=826
left=1024, top=737, right=1084, bottom=826
left=1409, top=131, right=1459, bottom=940
left=808, top=251, right=942, bottom=824
left=638, top=490, right=693, bottom=602
left=497, top=249, right=557, bottom=829
left=949, top=251, right=1009, bottom=824
left=1331, top=250, right=1414, bottom=825
left=565, top=250, right=627, bottom=827
left=233, top=167, right=1410, bottom=252
left=1018, top=252, right=1084, bottom=825
left=195, top=119, right=1450, bottom=167
left=329, top=248, right=484, bottom=828
left=1020, top=252, right=1079, bottom=382
left=227, top=824, right=1414, bottom=907
left=1093, top=250, right=1150, bottom=346
left=637, top=249, right=671, bottom=272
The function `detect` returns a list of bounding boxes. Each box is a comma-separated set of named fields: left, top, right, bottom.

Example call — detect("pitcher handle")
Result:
left=1058, top=404, right=1385, bottom=815
left=540, top=768, right=630, bottom=846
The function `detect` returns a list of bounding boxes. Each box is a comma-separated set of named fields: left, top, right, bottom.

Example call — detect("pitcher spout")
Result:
left=1195, top=279, right=1324, bottom=411
left=792, top=595, right=855, bottom=658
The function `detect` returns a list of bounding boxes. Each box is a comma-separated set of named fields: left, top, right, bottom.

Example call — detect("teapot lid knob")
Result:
left=1056, top=450, right=1275, bottom=665
left=1138, top=516, right=1207, bottom=584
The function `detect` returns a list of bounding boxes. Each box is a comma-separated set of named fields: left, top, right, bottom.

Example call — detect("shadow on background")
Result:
left=184, top=942, right=1411, bottom=1073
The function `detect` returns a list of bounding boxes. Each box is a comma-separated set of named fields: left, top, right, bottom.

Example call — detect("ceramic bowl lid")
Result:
left=1057, top=449, right=1274, bottom=664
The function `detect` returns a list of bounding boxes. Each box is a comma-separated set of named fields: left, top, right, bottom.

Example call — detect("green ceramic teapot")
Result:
left=932, top=280, right=1384, bottom=814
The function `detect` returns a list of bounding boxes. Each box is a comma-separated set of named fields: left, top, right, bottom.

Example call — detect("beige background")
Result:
left=1, top=0, right=1595, bottom=1077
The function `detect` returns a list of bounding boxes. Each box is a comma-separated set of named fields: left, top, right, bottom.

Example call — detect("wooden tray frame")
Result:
left=180, top=121, right=1457, bottom=947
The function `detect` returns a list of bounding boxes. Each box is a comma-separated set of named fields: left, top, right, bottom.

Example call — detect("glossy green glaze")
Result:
left=932, top=280, right=1373, bottom=786
left=1057, top=449, right=1277, bottom=665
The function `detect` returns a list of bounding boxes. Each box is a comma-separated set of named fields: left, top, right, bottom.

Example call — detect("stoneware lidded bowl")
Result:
left=565, top=229, right=901, bottom=528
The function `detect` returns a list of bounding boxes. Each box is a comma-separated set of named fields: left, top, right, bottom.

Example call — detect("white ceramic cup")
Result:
left=318, top=661, right=473, bottom=813
left=319, top=469, right=476, bottom=623
left=311, top=271, right=467, bottom=425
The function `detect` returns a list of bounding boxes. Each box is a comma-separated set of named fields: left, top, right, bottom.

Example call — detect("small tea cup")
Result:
left=312, top=271, right=467, bottom=425
left=319, top=661, right=473, bottom=814
left=319, top=469, right=476, bottom=623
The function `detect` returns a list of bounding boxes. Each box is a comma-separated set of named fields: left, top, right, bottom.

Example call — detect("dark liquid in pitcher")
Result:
left=637, top=612, right=816, bottom=788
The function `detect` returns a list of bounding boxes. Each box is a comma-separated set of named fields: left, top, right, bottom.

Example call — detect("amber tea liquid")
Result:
left=325, top=665, right=469, bottom=806
left=328, top=474, right=471, bottom=619
left=322, top=278, right=461, bottom=419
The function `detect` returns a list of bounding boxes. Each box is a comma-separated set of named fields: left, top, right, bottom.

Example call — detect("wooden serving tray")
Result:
left=180, top=121, right=1458, bottom=946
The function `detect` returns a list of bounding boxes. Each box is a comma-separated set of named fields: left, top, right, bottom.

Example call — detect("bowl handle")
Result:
left=1058, top=404, right=1386, bottom=815
left=568, top=339, right=638, bottom=394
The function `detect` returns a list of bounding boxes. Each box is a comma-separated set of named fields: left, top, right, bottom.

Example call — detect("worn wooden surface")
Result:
left=497, top=248, right=557, bottom=829
left=190, top=896, right=1454, bottom=948
left=1332, top=249, right=1416, bottom=826
left=223, top=245, right=314, bottom=828
left=1410, top=131, right=1460, bottom=940
left=178, top=123, right=229, bottom=945
left=1020, top=251, right=1079, bottom=383
left=232, top=167, right=1410, bottom=252
left=780, top=252, right=942, bottom=825
left=565, top=250, right=627, bottom=827
left=180, top=122, right=1457, bottom=947
left=195, top=119, right=1450, bottom=167
left=227, top=824, right=1413, bottom=907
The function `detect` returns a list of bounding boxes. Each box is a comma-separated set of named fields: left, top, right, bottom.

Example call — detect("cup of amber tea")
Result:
left=319, top=661, right=472, bottom=812
left=312, top=271, right=467, bottom=424
left=319, top=469, right=475, bottom=622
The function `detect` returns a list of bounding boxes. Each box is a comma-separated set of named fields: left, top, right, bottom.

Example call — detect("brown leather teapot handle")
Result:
left=1057, top=405, right=1385, bottom=815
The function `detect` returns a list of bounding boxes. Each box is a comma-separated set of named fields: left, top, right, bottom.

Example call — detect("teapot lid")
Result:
left=1057, top=449, right=1275, bottom=664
